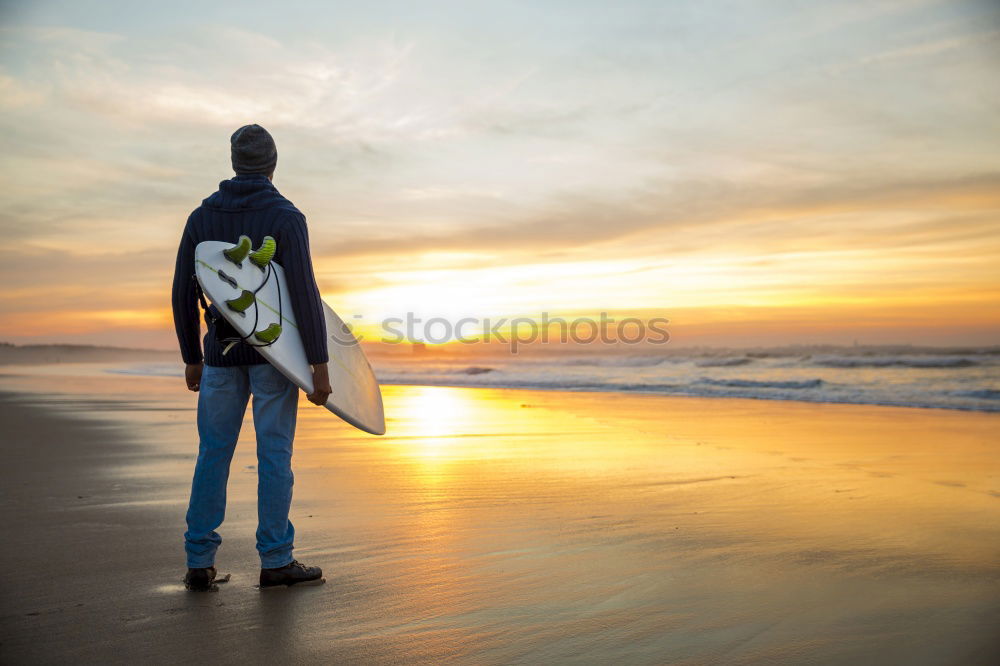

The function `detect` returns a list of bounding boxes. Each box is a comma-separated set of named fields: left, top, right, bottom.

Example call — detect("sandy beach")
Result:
left=1, top=364, right=998, bottom=664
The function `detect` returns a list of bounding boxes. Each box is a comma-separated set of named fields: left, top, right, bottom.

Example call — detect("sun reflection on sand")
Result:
left=391, top=385, right=473, bottom=446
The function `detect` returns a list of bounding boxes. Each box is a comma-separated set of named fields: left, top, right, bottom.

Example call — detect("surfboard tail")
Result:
left=250, top=236, right=276, bottom=269
left=254, top=323, right=282, bottom=344
left=223, top=235, right=252, bottom=265
left=225, top=289, right=255, bottom=315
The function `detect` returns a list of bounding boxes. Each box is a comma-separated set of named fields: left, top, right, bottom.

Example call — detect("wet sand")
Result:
left=1, top=365, right=998, bottom=664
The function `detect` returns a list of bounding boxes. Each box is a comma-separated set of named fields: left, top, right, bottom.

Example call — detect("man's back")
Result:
left=171, top=173, right=328, bottom=367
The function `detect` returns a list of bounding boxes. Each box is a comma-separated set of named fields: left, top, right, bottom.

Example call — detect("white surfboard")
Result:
left=194, top=239, right=385, bottom=435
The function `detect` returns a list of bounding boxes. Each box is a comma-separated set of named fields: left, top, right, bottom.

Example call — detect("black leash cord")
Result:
left=220, top=262, right=284, bottom=352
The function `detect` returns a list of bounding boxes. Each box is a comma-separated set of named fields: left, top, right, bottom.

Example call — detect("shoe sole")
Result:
left=258, top=577, right=326, bottom=591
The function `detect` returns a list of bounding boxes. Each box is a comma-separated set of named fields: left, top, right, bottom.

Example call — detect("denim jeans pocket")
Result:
left=203, top=365, right=231, bottom=390
left=254, top=365, right=290, bottom=393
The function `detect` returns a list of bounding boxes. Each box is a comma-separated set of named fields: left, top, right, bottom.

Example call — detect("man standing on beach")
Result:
left=171, top=124, right=332, bottom=590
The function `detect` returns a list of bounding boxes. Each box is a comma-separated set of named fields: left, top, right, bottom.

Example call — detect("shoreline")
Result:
left=3, top=360, right=999, bottom=415
left=378, top=378, right=1000, bottom=414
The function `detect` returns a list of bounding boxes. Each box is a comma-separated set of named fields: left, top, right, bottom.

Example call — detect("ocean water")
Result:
left=370, top=346, right=1000, bottom=413
left=108, top=345, right=1000, bottom=413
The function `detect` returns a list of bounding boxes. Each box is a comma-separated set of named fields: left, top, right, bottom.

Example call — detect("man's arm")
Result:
left=171, top=218, right=204, bottom=390
left=280, top=212, right=332, bottom=405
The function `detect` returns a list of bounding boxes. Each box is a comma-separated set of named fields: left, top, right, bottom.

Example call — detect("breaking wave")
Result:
left=811, top=356, right=978, bottom=369
left=696, top=357, right=753, bottom=367
left=696, top=377, right=824, bottom=390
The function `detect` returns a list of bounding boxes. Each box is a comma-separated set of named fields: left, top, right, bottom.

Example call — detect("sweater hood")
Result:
left=201, top=174, right=293, bottom=212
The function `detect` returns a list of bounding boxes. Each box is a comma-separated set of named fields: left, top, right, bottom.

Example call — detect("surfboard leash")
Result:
left=217, top=260, right=284, bottom=354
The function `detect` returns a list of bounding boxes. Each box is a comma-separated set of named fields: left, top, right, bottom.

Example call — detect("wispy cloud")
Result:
left=0, top=0, right=998, bottom=345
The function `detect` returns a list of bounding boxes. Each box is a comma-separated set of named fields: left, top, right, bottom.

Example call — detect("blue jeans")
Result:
left=184, top=363, right=299, bottom=569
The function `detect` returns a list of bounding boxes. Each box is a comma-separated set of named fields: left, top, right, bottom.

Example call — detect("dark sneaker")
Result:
left=184, top=566, right=217, bottom=591
left=259, top=560, right=325, bottom=589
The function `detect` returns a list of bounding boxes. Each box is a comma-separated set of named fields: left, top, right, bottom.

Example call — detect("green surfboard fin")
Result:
left=250, top=236, right=276, bottom=269
left=225, top=289, right=255, bottom=315
left=224, top=235, right=252, bottom=265
left=254, top=323, right=282, bottom=344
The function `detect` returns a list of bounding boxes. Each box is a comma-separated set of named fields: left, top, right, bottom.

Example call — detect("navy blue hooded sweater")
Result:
left=171, top=174, right=329, bottom=367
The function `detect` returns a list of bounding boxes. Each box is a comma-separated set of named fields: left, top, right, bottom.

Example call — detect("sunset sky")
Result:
left=1, top=0, right=998, bottom=349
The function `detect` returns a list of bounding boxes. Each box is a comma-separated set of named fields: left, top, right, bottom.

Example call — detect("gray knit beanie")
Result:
left=231, top=124, right=277, bottom=175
